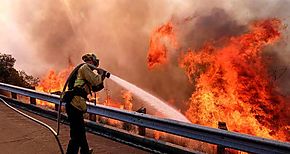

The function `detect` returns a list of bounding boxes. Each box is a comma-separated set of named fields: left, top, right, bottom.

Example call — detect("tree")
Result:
left=0, top=53, right=39, bottom=88
left=19, top=71, right=40, bottom=87
left=0, top=53, right=16, bottom=68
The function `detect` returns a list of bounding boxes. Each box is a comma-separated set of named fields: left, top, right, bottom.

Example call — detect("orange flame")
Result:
left=36, top=66, right=73, bottom=93
left=146, top=18, right=289, bottom=142
left=153, top=130, right=166, bottom=140
left=179, top=19, right=289, bottom=141
left=147, top=21, right=178, bottom=69
left=36, top=65, right=74, bottom=107
left=103, top=91, right=134, bottom=127
left=122, top=90, right=133, bottom=111
left=37, top=66, right=136, bottom=129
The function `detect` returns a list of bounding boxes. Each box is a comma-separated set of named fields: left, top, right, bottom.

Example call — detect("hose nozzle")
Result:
left=96, top=68, right=110, bottom=79
left=105, top=72, right=111, bottom=78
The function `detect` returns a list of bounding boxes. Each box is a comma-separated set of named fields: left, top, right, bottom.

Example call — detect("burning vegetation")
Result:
left=35, top=18, right=289, bottom=148
left=36, top=65, right=135, bottom=128
left=3, top=0, right=290, bottom=153
left=36, top=65, right=73, bottom=107
left=147, top=22, right=178, bottom=69
left=33, top=14, right=290, bottom=154
left=148, top=18, right=290, bottom=142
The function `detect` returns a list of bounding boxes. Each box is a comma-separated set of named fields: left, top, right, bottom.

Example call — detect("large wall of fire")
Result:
left=1, top=0, right=289, bottom=143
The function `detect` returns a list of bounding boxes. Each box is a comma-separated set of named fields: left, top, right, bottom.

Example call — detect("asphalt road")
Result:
left=0, top=102, right=148, bottom=154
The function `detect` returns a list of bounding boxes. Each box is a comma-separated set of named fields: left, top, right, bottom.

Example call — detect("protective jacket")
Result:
left=70, top=63, right=103, bottom=112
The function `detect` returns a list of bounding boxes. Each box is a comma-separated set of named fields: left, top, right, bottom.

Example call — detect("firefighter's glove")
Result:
left=105, top=72, right=110, bottom=78
left=97, top=68, right=105, bottom=75
left=97, top=69, right=110, bottom=80
left=97, top=68, right=105, bottom=80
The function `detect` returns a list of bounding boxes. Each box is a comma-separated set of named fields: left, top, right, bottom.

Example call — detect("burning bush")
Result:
left=148, top=18, right=290, bottom=142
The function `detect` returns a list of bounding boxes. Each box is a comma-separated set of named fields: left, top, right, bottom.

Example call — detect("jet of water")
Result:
left=109, top=74, right=190, bottom=123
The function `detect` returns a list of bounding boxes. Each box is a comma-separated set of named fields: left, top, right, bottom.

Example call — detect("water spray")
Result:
left=109, top=74, right=190, bottom=123
left=55, top=64, right=190, bottom=154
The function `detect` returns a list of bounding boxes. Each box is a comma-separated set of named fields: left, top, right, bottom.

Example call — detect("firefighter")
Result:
left=65, top=53, right=109, bottom=154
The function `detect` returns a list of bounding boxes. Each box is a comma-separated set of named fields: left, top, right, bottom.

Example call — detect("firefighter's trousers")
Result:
left=66, top=103, right=90, bottom=154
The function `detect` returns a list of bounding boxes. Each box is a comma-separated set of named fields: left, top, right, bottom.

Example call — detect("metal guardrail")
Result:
left=0, top=83, right=60, bottom=105
left=0, top=82, right=289, bottom=154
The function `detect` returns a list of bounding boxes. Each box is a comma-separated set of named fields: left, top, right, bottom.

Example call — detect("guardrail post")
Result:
left=54, top=104, right=59, bottom=111
left=30, top=97, right=36, bottom=105
left=217, top=122, right=228, bottom=154
left=30, top=87, right=36, bottom=105
left=11, top=92, right=17, bottom=99
left=89, top=103, right=96, bottom=121
left=89, top=114, right=96, bottom=121
left=51, top=91, right=61, bottom=111
left=136, top=107, right=146, bottom=136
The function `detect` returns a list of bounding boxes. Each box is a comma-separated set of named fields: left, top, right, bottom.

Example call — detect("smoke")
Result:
left=1, top=0, right=290, bottom=110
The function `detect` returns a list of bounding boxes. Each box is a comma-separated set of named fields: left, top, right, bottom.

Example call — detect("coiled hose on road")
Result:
left=0, top=98, right=64, bottom=154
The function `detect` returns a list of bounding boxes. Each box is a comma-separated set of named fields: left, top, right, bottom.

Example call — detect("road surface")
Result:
left=0, top=101, right=148, bottom=154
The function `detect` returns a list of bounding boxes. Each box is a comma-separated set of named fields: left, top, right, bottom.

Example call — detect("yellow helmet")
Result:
left=82, top=53, right=99, bottom=66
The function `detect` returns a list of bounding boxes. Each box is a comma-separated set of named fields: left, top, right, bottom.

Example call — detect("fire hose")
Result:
left=0, top=64, right=110, bottom=154
left=57, top=63, right=110, bottom=135
left=51, top=63, right=109, bottom=152
left=0, top=98, right=64, bottom=154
